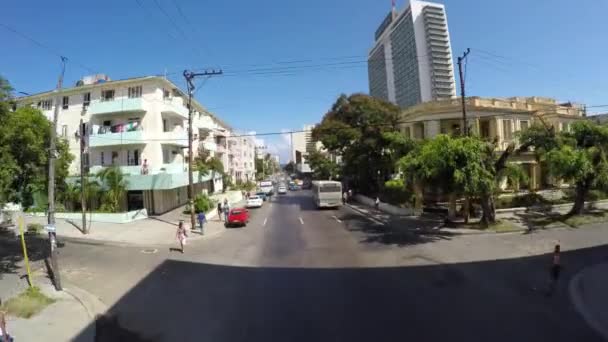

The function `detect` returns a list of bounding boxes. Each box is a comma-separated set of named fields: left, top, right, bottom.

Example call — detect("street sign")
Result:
left=44, top=224, right=56, bottom=232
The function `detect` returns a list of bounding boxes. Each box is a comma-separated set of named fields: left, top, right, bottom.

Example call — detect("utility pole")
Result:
left=79, top=119, right=88, bottom=234
left=48, top=56, right=67, bottom=291
left=457, top=48, right=471, bottom=136
left=183, top=69, right=223, bottom=230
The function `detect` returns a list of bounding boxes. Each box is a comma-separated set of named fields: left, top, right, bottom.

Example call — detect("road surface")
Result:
left=60, top=190, right=606, bottom=341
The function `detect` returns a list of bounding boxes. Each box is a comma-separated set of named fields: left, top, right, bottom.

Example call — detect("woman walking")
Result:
left=176, top=220, right=188, bottom=253
left=217, top=202, right=223, bottom=221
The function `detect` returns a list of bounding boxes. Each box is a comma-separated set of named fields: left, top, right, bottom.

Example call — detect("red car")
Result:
left=226, top=208, right=249, bottom=227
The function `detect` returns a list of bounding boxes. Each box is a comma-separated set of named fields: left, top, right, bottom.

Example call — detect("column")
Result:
left=529, top=163, right=539, bottom=191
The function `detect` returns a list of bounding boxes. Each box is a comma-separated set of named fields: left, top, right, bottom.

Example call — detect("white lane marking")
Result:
left=299, top=217, right=304, bottom=225
left=332, top=215, right=342, bottom=223
left=263, top=218, right=268, bottom=226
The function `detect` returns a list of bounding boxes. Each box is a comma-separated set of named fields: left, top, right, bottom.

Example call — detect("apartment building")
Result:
left=399, top=96, right=586, bottom=189
left=368, top=0, right=456, bottom=108
left=228, top=134, right=256, bottom=183
left=16, top=75, right=230, bottom=215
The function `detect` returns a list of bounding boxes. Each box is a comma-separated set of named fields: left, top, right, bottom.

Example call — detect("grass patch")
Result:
left=1, top=286, right=56, bottom=318
left=562, top=210, right=608, bottom=227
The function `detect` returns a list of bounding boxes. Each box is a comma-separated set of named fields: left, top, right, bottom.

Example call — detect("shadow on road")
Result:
left=72, top=244, right=608, bottom=342
left=0, top=226, right=60, bottom=277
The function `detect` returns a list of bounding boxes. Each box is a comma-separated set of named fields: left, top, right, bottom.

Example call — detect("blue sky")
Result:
left=1, top=0, right=607, bottom=162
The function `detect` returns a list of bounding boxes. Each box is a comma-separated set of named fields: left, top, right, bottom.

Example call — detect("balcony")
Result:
left=87, top=98, right=145, bottom=116
left=161, top=99, right=188, bottom=119
left=89, top=130, right=145, bottom=148
left=159, top=130, right=188, bottom=147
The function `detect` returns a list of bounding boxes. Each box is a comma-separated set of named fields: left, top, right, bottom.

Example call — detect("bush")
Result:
left=194, top=194, right=216, bottom=214
left=495, top=193, right=551, bottom=209
left=26, top=223, right=44, bottom=235
left=382, top=179, right=413, bottom=207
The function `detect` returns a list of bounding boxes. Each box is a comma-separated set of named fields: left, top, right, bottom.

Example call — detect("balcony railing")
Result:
left=160, top=130, right=188, bottom=147
left=89, top=130, right=145, bottom=147
left=87, top=97, right=145, bottom=116
left=161, top=99, right=188, bottom=119
left=90, top=163, right=187, bottom=176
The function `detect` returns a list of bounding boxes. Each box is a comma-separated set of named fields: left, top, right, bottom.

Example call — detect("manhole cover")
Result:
left=141, top=248, right=158, bottom=254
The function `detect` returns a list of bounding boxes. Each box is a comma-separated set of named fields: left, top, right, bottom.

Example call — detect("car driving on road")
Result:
left=247, top=195, right=264, bottom=208
left=226, top=208, right=249, bottom=227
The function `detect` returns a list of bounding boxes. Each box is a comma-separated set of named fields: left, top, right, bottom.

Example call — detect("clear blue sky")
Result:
left=1, top=0, right=606, bottom=161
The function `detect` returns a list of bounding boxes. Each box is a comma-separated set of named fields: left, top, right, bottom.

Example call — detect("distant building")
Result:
left=399, top=96, right=586, bottom=190
left=368, top=0, right=456, bottom=108
left=228, top=134, right=256, bottom=183
left=588, top=113, right=608, bottom=124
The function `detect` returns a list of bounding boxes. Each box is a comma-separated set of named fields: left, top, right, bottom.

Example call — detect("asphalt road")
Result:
left=59, top=190, right=606, bottom=342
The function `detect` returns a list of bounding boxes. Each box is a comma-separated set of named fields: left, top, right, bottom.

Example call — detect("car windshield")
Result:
left=6, top=1, right=604, bottom=341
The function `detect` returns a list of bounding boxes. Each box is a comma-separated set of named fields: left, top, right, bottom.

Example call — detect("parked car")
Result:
left=277, top=186, right=287, bottom=194
left=226, top=208, right=249, bottom=227
left=288, top=183, right=300, bottom=191
left=256, top=191, right=268, bottom=201
left=247, top=195, right=264, bottom=208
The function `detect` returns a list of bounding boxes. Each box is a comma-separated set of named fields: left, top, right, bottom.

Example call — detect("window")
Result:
left=128, top=149, right=140, bottom=165
left=61, top=125, right=68, bottom=137
left=128, top=86, right=142, bottom=98
left=100, top=152, right=105, bottom=166
left=83, top=92, right=91, bottom=107
left=40, top=99, right=52, bottom=110
left=502, top=119, right=513, bottom=139
left=519, top=120, right=529, bottom=131
left=111, top=151, right=119, bottom=164
left=163, top=89, right=171, bottom=100
left=101, top=89, right=115, bottom=102
left=163, top=119, right=168, bottom=132
left=62, top=96, right=69, bottom=109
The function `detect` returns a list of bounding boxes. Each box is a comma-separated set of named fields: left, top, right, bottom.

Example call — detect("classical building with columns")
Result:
left=399, top=96, right=586, bottom=190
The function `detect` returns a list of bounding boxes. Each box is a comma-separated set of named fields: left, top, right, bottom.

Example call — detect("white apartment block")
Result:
left=228, top=134, right=256, bottom=183
left=16, top=75, right=236, bottom=215
left=368, top=0, right=456, bottom=108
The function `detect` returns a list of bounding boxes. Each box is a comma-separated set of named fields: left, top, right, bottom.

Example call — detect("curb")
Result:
left=62, top=280, right=108, bottom=319
left=569, top=263, right=608, bottom=341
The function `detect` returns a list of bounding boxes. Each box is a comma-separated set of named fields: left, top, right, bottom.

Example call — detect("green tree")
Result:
left=544, top=121, right=608, bottom=215
left=96, top=166, right=128, bottom=213
left=312, top=93, right=401, bottom=194
left=0, top=105, right=73, bottom=207
left=307, top=150, right=340, bottom=180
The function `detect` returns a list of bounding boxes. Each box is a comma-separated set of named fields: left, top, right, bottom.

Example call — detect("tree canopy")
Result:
left=312, top=93, right=402, bottom=193
left=307, top=150, right=340, bottom=180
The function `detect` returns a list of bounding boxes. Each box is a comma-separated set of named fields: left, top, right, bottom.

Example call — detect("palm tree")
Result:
left=96, top=166, right=128, bottom=213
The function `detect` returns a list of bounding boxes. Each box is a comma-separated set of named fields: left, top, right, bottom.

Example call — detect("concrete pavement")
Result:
left=53, top=190, right=608, bottom=341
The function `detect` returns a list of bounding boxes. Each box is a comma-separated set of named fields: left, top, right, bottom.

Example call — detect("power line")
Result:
left=169, top=0, right=217, bottom=60
left=0, top=22, right=97, bottom=73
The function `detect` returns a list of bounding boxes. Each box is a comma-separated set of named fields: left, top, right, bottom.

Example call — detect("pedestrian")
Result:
left=547, top=243, right=562, bottom=296
left=1, top=298, right=12, bottom=342
left=197, top=211, right=207, bottom=234
left=348, top=189, right=353, bottom=202
left=375, top=196, right=380, bottom=210
left=223, top=200, right=230, bottom=222
left=342, top=191, right=347, bottom=205
left=217, top=202, right=223, bottom=221
left=175, top=220, right=188, bottom=253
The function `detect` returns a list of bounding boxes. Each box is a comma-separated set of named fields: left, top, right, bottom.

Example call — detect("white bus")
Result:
left=312, top=181, right=342, bottom=208
left=259, top=180, right=274, bottom=195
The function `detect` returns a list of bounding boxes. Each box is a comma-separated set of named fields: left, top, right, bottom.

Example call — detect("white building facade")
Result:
left=16, top=75, right=232, bottom=214
left=368, top=0, right=456, bottom=108
left=228, top=134, right=256, bottom=183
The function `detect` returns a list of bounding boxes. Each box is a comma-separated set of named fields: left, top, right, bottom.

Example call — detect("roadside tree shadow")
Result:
left=0, top=226, right=56, bottom=277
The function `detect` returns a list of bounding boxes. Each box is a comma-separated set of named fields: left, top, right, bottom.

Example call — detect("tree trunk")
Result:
left=480, top=194, right=496, bottom=227
left=413, top=180, right=424, bottom=215
left=569, top=181, right=589, bottom=216
left=447, top=192, right=457, bottom=221
left=463, top=197, right=470, bottom=223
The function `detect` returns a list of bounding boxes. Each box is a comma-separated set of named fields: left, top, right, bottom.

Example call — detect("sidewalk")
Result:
left=570, top=261, right=608, bottom=341
left=21, top=192, right=245, bottom=247
left=345, top=201, right=447, bottom=232
left=1, top=273, right=106, bottom=342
